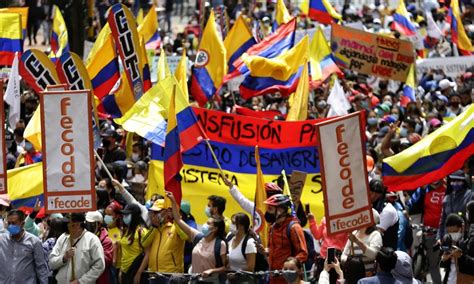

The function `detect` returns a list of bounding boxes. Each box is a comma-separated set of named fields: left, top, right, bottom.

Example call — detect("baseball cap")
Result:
left=438, top=79, right=456, bottom=90
left=366, top=155, right=375, bottom=172
left=85, top=211, right=103, bottom=223
left=180, top=200, right=191, bottom=215
left=149, top=199, right=165, bottom=212
left=101, top=128, right=117, bottom=138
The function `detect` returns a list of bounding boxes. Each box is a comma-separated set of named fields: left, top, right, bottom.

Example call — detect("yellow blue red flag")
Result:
left=190, top=10, right=227, bottom=106
left=448, top=0, right=473, bottom=56
left=401, top=64, right=416, bottom=107
left=383, top=104, right=474, bottom=191
left=0, top=7, right=28, bottom=41
left=308, top=0, right=341, bottom=25
left=51, top=5, right=70, bottom=59
left=309, top=26, right=341, bottom=84
left=108, top=4, right=145, bottom=100
left=273, top=0, right=292, bottom=30
left=0, top=13, right=22, bottom=66
left=7, top=163, right=43, bottom=210
left=239, top=35, right=309, bottom=99
left=138, top=5, right=161, bottom=50
left=392, top=0, right=417, bottom=36
left=224, top=15, right=256, bottom=73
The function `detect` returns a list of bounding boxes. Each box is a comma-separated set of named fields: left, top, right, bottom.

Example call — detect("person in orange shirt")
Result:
left=264, top=194, right=308, bottom=284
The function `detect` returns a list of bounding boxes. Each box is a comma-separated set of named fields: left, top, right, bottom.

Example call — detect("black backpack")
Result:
left=226, top=233, right=269, bottom=272
left=286, top=221, right=316, bottom=271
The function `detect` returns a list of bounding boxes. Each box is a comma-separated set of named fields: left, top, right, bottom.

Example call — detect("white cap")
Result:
left=439, top=79, right=456, bottom=90
left=85, top=211, right=103, bottom=223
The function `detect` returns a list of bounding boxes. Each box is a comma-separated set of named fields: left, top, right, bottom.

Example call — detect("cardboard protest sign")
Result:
left=40, top=89, right=96, bottom=213
left=289, top=170, right=307, bottom=204
left=315, top=112, right=374, bottom=235
left=331, top=24, right=415, bottom=82
left=0, top=81, right=7, bottom=194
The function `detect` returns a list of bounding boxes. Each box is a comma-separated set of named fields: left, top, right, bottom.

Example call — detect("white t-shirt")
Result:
left=377, top=202, right=399, bottom=231
left=228, top=236, right=257, bottom=271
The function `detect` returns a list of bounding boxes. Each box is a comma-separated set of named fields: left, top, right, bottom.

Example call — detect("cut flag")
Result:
left=239, top=35, right=309, bottom=99
left=0, top=13, right=22, bottom=66
left=327, top=78, right=350, bottom=117
left=383, top=104, right=474, bottom=191
left=254, top=146, right=268, bottom=248
left=4, top=52, right=21, bottom=129
left=309, top=26, right=341, bottom=84
left=164, top=89, right=184, bottom=204
left=391, top=0, right=417, bottom=36
left=50, top=5, right=70, bottom=59
left=190, top=10, right=227, bottom=106
left=286, top=62, right=309, bottom=121
left=7, top=162, right=43, bottom=210
left=226, top=18, right=296, bottom=82
left=448, top=0, right=473, bottom=56
left=401, top=64, right=416, bottom=107
left=308, top=0, right=341, bottom=25
left=223, top=15, right=257, bottom=73
left=138, top=5, right=161, bottom=50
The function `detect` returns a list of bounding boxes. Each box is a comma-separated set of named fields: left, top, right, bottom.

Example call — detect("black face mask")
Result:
left=85, top=222, right=98, bottom=234
left=102, top=139, right=111, bottom=148
left=265, top=212, right=276, bottom=224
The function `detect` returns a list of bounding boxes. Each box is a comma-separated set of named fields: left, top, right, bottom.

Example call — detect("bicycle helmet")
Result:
left=264, top=194, right=291, bottom=207
left=264, top=182, right=283, bottom=195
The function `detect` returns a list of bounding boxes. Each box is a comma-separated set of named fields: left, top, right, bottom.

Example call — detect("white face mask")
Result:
left=230, top=224, right=237, bottom=235
left=133, top=174, right=145, bottom=183
left=449, top=232, right=462, bottom=242
left=131, top=153, right=140, bottom=162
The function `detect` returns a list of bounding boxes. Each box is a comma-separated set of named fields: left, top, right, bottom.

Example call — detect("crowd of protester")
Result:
left=1, top=0, right=474, bottom=283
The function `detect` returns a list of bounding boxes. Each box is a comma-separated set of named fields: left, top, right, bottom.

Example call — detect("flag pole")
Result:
left=94, top=150, right=114, bottom=181
left=204, top=139, right=225, bottom=177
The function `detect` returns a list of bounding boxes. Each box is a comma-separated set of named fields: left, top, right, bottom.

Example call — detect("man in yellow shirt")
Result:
left=146, top=199, right=188, bottom=273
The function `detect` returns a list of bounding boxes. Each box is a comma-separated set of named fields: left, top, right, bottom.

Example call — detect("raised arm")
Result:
left=165, top=191, right=200, bottom=241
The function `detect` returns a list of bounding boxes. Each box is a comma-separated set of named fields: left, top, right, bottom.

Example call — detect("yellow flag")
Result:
left=136, top=8, right=144, bottom=25
left=254, top=146, right=268, bottom=248
left=286, top=62, right=309, bottom=121
left=7, top=163, right=43, bottom=206
left=175, top=51, right=189, bottom=103
left=157, top=48, right=171, bottom=82
left=24, top=106, right=42, bottom=151
left=276, top=0, right=291, bottom=25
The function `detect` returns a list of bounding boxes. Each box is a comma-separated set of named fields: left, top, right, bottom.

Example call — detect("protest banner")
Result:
left=288, top=170, right=307, bottom=205
left=315, top=112, right=374, bottom=235
left=148, top=108, right=327, bottom=224
left=416, top=56, right=474, bottom=80
left=331, top=24, right=415, bottom=82
left=40, top=89, right=96, bottom=213
left=0, top=81, right=7, bottom=194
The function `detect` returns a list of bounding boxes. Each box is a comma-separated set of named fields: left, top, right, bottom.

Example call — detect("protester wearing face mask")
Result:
left=314, top=97, right=329, bottom=118
left=437, top=171, right=473, bottom=242
left=15, top=141, right=42, bottom=167
left=85, top=211, right=113, bottom=284
left=282, top=257, right=310, bottom=284
left=146, top=199, right=188, bottom=274
left=206, top=195, right=231, bottom=233
left=226, top=213, right=257, bottom=282
left=118, top=203, right=151, bottom=284
left=264, top=194, right=308, bottom=284
left=104, top=201, right=123, bottom=280
left=42, top=217, right=68, bottom=282
left=130, top=161, right=148, bottom=183
left=440, top=214, right=467, bottom=284
left=0, top=209, right=49, bottom=283
left=101, top=129, right=126, bottom=164
left=366, top=111, right=379, bottom=141
left=447, top=93, right=463, bottom=116
left=166, top=191, right=228, bottom=281
left=49, top=212, right=105, bottom=284
left=130, top=142, right=148, bottom=163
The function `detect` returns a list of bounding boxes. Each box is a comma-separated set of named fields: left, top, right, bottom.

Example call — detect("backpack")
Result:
left=193, top=234, right=226, bottom=283
left=226, top=233, right=269, bottom=272
left=286, top=221, right=316, bottom=271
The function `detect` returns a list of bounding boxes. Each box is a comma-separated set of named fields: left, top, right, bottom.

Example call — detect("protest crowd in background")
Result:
left=0, top=0, right=473, bottom=283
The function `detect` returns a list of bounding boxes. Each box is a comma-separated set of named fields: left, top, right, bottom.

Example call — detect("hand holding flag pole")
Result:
left=281, top=169, right=296, bottom=217
left=204, top=139, right=225, bottom=178
left=94, top=150, right=114, bottom=181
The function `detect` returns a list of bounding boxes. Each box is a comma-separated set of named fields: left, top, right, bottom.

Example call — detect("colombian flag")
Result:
left=50, top=5, right=70, bottom=59
left=8, top=163, right=43, bottom=210
left=226, top=18, right=297, bottom=81
left=448, top=0, right=474, bottom=56
left=309, top=27, right=341, bottom=85
left=254, top=146, right=268, bottom=248
left=86, top=24, right=120, bottom=112
left=224, top=15, right=257, bottom=73
left=392, top=0, right=417, bottom=36
left=0, top=13, right=22, bottom=66
left=0, top=7, right=28, bottom=45
left=239, top=36, right=309, bottom=99
left=308, top=0, right=341, bottom=25
left=383, top=104, right=474, bottom=191
left=190, top=10, right=227, bottom=106
left=401, top=64, right=416, bottom=107
left=164, top=90, right=184, bottom=204
left=273, top=0, right=292, bottom=30
left=138, top=5, right=161, bottom=50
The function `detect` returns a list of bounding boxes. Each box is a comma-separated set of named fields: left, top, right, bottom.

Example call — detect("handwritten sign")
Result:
left=331, top=24, right=415, bottom=82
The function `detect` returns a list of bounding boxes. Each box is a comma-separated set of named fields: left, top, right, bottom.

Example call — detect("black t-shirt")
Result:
left=103, top=146, right=126, bottom=164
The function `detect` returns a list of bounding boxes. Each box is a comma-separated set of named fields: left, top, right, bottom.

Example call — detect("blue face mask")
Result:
left=399, top=127, right=408, bottom=137
left=145, top=201, right=153, bottom=209
left=205, top=206, right=212, bottom=217
left=201, top=223, right=210, bottom=236
left=104, top=215, right=114, bottom=225
left=367, top=117, right=378, bottom=126
left=360, top=101, right=369, bottom=109
left=7, top=224, right=21, bottom=236
left=123, top=214, right=132, bottom=225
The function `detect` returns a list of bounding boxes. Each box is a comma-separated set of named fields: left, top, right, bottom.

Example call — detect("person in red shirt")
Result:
left=264, top=194, right=308, bottom=284
left=407, top=180, right=446, bottom=284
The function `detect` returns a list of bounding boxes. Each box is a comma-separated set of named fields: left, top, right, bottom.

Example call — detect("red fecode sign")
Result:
left=0, top=81, right=7, bottom=194
left=315, top=112, right=374, bottom=235
left=40, top=89, right=96, bottom=213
